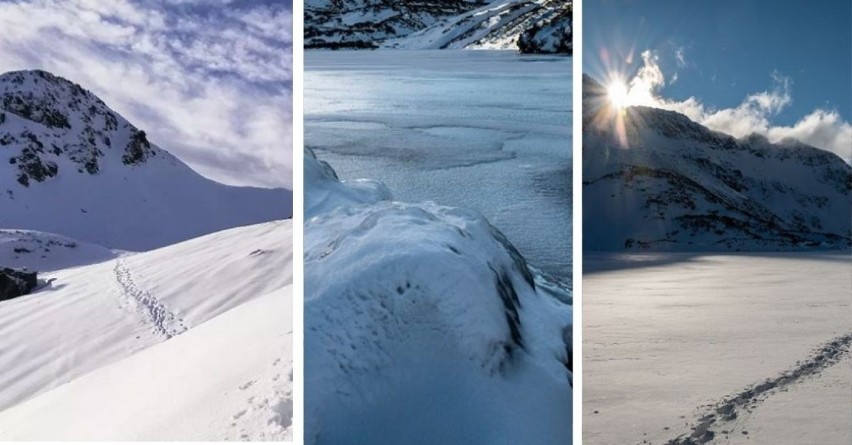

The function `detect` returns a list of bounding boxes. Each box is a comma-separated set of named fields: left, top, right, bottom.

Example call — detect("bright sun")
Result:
left=607, top=80, right=629, bottom=109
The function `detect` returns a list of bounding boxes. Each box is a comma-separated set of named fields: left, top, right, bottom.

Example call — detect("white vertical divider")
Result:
left=291, top=0, right=305, bottom=443
left=571, top=0, right=584, bottom=443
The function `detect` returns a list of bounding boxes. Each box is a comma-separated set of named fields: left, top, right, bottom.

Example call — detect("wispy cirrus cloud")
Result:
left=0, top=0, right=293, bottom=188
left=621, top=49, right=851, bottom=162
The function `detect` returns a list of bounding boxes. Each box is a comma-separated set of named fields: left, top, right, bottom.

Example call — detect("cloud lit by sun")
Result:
left=588, top=47, right=852, bottom=161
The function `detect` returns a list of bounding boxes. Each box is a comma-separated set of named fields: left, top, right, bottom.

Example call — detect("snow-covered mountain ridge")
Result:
left=583, top=75, right=851, bottom=251
left=305, top=0, right=571, bottom=53
left=388, top=0, right=571, bottom=52
left=0, top=70, right=292, bottom=251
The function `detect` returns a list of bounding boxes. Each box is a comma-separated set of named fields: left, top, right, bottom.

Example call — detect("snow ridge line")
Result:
left=662, top=332, right=852, bottom=445
left=113, top=259, right=187, bottom=339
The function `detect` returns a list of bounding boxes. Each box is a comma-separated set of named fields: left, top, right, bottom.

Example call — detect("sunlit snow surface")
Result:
left=0, top=222, right=294, bottom=441
left=583, top=252, right=852, bottom=445
left=305, top=50, right=572, bottom=279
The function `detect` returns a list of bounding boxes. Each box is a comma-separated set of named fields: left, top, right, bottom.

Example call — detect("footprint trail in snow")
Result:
left=113, top=259, right=187, bottom=339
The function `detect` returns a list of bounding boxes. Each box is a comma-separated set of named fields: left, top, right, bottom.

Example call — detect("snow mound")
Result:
left=0, top=70, right=291, bottom=251
left=0, top=220, right=293, bottom=432
left=305, top=149, right=571, bottom=444
left=583, top=74, right=851, bottom=251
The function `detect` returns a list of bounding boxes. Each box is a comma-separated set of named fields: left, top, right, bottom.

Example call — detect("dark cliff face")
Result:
left=582, top=75, right=852, bottom=251
left=0, top=70, right=161, bottom=188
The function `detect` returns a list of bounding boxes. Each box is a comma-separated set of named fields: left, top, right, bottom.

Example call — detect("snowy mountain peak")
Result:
left=1, top=70, right=290, bottom=251
left=1, top=70, right=164, bottom=187
left=583, top=74, right=851, bottom=251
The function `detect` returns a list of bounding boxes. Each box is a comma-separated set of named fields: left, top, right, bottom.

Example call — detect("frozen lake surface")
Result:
left=305, top=50, right=572, bottom=279
left=583, top=252, right=852, bottom=445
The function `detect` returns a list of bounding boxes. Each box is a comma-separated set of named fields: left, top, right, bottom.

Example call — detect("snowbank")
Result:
left=304, top=148, right=571, bottom=444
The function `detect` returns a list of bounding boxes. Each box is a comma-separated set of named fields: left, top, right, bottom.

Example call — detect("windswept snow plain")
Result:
left=583, top=252, right=852, bottom=445
left=305, top=149, right=572, bottom=444
left=0, top=221, right=294, bottom=441
left=305, top=50, right=572, bottom=279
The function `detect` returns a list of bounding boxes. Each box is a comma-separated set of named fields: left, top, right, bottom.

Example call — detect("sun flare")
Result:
left=607, top=80, right=629, bottom=109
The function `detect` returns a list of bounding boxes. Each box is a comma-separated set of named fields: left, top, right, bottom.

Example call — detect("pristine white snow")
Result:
left=304, top=149, right=572, bottom=444
left=0, top=220, right=294, bottom=441
left=306, top=50, right=572, bottom=277
left=1, top=70, right=292, bottom=251
left=583, top=252, right=852, bottom=445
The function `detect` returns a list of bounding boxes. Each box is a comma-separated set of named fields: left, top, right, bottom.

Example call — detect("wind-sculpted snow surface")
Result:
left=304, top=148, right=572, bottom=444
left=583, top=75, right=851, bottom=251
left=0, top=70, right=291, bottom=251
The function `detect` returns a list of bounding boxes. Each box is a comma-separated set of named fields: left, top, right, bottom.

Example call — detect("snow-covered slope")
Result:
left=0, top=220, right=293, bottom=440
left=0, top=70, right=292, bottom=251
left=387, top=0, right=572, bottom=52
left=304, top=148, right=571, bottom=444
left=305, top=0, right=571, bottom=53
left=583, top=75, right=851, bottom=251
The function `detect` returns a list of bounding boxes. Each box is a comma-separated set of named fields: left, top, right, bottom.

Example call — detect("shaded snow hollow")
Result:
left=304, top=148, right=572, bottom=445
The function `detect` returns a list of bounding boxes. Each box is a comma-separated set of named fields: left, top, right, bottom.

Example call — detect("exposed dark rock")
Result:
left=123, top=129, right=153, bottom=165
left=0, top=267, right=38, bottom=302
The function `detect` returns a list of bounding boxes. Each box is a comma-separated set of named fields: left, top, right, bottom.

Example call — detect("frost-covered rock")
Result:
left=0, top=70, right=291, bottom=251
left=583, top=75, right=852, bottom=251
left=304, top=148, right=571, bottom=444
left=0, top=267, right=37, bottom=302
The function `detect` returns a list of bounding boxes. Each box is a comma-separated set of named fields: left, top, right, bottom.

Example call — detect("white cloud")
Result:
left=0, top=0, right=293, bottom=188
left=621, top=50, right=851, bottom=162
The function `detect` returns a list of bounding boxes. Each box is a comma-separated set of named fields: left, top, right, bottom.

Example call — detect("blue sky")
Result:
left=0, top=0, right=293, bottom=188
left=585, top=0, right=851, bottom=159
